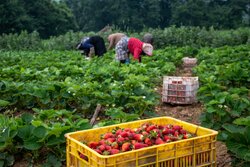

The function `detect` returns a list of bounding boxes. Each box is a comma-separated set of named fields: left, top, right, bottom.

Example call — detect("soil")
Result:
left=154, top=66, right=232, bottom=167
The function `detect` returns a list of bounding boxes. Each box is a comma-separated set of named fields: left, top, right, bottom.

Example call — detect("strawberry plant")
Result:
left=194, top=45, right=250, bottom=164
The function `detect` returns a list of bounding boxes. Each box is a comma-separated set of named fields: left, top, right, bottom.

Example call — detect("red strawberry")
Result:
left=111, top=142, right=119, bottom=149
left=163, top=135, right=170, bottom=142
left=98, top=145, right=106, bottom=152
left=134, top=142, right=148, bottom=150
left=124, top=128, right=132, bottom=132
left=174, top=131, right=179, bottom=137
left=102, top=132, right=114, bottom=139
left=94, top=149, right=102, bottom=154
left=141, top=123, right=150, bottom=130
left=131, top=140, right=137, bottom=145
left=120, top=131, right=128, bottom=138
left=105, top=145, right=112, bottom=151
left=146, top=125, right=156, bottom=132
left=88, top=142, right=99, bottom=149
left=110, top=149, right=120, bottom=155
left=155, top=137, right=165, bottom=145
left=158, top=125, right=164, bottom=129
left=99, top=139, right=106, bottom=145
left=121, top=142, right=131, bottom=152
left=142, top=131, right=149, bottom=136
left=135, top=127, right=143, bottom=133
left=117, top=137, right=125, bottom=144
left=134, top=134, right=144, bottom=142
left=170, top=136, right=178, bottom=141
left=79, top=153, right=88, bottom=161
left=173, top=125, right=182, bottom=131
left=124, top=137, right=129, bottom=141
left=168, top=129, right=175, bottom=135
left=107, top=138, right=116, bottom=143
left=180, top=129, right=187, bottom=135
left=128, top=132, right=135, bottom=139
left=162, top=128, right=171, bottom=135
left=144, top=137, right=152, bottom=146
left=115, top=129, right=123, bottom=136
left=183, top=134, right=192, bottom=139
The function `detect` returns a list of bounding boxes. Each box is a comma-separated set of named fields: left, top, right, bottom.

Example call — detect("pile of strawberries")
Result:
left=84, top=123, right=193, bottom=156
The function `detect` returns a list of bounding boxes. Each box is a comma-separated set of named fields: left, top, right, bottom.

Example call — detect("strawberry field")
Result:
left=0, top=45, right=250, bottom=166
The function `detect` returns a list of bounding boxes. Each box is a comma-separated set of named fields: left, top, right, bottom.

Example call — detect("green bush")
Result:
left=0, top=27, right=249, bottom=51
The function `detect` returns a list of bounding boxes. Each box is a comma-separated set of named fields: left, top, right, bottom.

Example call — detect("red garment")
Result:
left=128, top=38, right=143, bottom=61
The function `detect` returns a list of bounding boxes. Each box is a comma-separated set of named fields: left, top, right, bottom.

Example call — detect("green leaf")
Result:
left=206, top=106, right=216, bottom=113
left=31, top=120, right=43, bottom=127
left=17, top=125, right=35, bottom=139
left=48, top=124, right=71, bottom=137
left=222, top=123, right=244, bottom=134
left=226, top=140, right=250, bottom=161
left=234, top=116, right=250, bottom=126
left=33, top=126, right=47, bottom=139
left=244, top=126, right=250, bottom=144
left=76, top=119, right=89, bottom=127
left=0, top=127, right=10, bottom=141
left=0, top=100, right=10, bottom=107
left=42, top=154, right=62, bottom=167
left=21, top=113, right=34, bottom=123
left=46, top=135, right=65, bottom=146
left=23, top=138, right=42, bottom=150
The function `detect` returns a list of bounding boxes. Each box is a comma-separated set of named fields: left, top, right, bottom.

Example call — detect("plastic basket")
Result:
left=65, top=117, right=217, bottom=167
left=162, top=76, right=199, bottom=104
left=182, top=57, right=197, bottom=68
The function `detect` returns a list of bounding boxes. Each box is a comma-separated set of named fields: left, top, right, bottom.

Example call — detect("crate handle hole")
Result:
left=78, top=151, right=89, bottom=162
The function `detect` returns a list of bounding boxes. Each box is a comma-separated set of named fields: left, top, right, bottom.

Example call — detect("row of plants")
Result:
left=0, top=49, right=182, bottom=115
left=194, top=45, right=250, bottom=166
left=0, top=26, right=249, bottom=51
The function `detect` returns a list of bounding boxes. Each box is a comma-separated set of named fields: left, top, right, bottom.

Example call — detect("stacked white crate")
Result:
left=162, top=76, right=199, bottom=104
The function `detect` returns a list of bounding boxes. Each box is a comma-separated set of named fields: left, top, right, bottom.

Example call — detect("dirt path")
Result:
left=155, top=67, right=232, bottom=167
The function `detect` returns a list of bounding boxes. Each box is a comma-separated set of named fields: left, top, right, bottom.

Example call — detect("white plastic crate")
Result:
left=182, top=57, right=197, bottom=68
left=162, top=76, right=199, bottom=104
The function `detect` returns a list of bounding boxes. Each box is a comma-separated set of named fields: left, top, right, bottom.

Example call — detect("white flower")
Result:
left=142, top=96, right=146, bottom=99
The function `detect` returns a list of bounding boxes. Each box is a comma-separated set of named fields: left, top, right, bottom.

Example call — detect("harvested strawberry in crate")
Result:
left=81, top=122, right=194, bottom=155
left=65, top=117, right=218, bottom=167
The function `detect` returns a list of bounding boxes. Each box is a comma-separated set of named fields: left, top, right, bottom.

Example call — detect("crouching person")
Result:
left=115, top=37, right=153, bottom=64
left=77, top=35, right=107, bottom=58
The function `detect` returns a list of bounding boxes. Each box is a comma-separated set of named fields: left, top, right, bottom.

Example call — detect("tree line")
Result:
left=0, top=0, right=249, bottom=38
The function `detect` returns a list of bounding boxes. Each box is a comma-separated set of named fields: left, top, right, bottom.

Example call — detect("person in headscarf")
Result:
left=115, top=37, right=153, bottom=64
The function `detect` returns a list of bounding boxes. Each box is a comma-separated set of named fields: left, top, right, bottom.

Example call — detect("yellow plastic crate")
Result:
left=65, top=117, right=218, bottom=167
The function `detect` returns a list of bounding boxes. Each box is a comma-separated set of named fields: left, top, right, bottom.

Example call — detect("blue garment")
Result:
left=82, top=38, right=94, bottom=49
left=77, top=36, right=107, bottom=57
left=125, top=58, right=130, bottom=64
